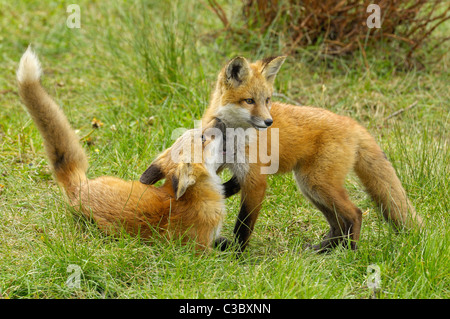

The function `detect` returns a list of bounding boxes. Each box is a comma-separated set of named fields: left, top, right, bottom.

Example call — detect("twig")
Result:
left=357, top=39, right=369, bottom=72
left=207, top=0, right=229, bottom=29
left=0, top=89, right=18, bottom=96
left=79, top=129, right=95, bottom=141
left=383, top=101, right=418, bottom=121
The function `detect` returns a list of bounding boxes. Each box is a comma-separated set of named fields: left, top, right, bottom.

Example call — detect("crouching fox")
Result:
left=17, top=47, right=227, bottom=251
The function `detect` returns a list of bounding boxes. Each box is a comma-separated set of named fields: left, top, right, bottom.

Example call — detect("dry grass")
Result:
left=210, top=0, right=450, bottom=66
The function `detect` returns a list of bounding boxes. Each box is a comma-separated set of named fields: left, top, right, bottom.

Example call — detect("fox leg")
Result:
left=304, top=196, right=347, bottom=250
left=222, top=175, right=241, bottom=198
left=310, top=190, right=362, bottom=252
left=215, top=168, right=267, bottom=252
left=214, top=175, right=242, bottom=250
left=294, top=170, right=362, bottom=252
left=233, top=174, right=267, bottom=252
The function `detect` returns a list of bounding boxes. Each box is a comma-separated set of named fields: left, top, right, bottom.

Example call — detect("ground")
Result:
left=0, top=0, right=448, bottom=298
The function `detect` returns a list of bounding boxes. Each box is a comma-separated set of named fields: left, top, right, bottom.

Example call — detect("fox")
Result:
left=17, top=47, right=227, bottom=252
left=199, top=55, right=423, bottom=252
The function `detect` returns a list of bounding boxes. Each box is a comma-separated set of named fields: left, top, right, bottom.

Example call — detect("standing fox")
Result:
left=201, top=56, right=422, bottom=252
left=17, top=47, right=227, bottom=251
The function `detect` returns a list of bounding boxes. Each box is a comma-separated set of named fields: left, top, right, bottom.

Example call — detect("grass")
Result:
left=0, top=0, right=448, bottom=299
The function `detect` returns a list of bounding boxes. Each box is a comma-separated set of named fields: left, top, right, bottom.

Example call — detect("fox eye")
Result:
left=266, top=97, right=271, bottom=104
left=244, top=98, right=255, bottom=104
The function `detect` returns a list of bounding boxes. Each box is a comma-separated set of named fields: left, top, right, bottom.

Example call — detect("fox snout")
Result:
left=250, top=115, right=273, bottom=129
left=264, top=118, right=273, bottom=126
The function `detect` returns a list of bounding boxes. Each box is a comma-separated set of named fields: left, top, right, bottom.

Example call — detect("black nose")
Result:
left=264, top=119, right=273, bottom=127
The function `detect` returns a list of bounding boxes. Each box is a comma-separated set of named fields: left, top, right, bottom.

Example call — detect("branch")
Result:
left=383, top=101, right=418, bottom=121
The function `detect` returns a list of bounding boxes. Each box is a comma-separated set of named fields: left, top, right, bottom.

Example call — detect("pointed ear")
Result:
left=261, top=56, right=286, bottom=83
left=140, top=164, right=165, bottom=185
left=225, top=56, right=251, bottom=87
left=172, top=164, right=196, bottom=200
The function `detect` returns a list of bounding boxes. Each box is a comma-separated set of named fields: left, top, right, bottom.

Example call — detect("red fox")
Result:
left=200, top=56, right=422, bottom=252
left=17, top=47, right=226, bottom=251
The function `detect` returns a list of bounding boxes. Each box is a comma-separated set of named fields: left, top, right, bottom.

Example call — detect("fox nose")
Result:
left=264, top=119, right=273, bottom=127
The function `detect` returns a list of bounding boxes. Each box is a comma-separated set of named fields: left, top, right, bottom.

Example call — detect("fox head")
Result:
left=139, top=118, right=226, bottom=200
left=208, top=56, right=286, bottom=130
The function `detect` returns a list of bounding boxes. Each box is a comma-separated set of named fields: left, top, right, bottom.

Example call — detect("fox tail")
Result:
left=17, top=47, right=88, bottom=196
left=354, top=129, right=422, bottom=230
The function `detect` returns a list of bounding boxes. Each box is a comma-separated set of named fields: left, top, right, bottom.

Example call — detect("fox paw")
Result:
left=213, top=237, right=233, bottom=251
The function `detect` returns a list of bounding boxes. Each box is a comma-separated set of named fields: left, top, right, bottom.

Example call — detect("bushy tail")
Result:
left=354, top=128, right=422, bottom=230
left=17, top=47, right=88, bottom=196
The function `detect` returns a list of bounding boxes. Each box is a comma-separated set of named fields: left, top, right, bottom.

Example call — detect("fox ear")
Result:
left=225, top=56, right=250, bottom=87
left=172, top=163, right=196, bottom=200
left=261, top=56, right=286, bottom=83
left=140, top=163, right=165, bottom=185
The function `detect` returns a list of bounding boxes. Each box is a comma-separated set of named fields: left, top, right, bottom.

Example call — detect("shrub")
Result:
left=210, top=0, right=450, bottom=64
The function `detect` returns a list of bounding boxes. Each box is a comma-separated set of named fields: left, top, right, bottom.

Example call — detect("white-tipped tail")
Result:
left=17, top=46, right=42, bottom=84
left=17, top=47, right=88, bottom=195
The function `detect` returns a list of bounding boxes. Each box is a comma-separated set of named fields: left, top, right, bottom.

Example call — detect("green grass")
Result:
left=0, top=0, right=448, bottom=299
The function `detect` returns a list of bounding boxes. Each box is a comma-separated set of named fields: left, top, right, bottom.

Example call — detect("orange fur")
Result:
left=17, top=47, right=225, bottom=252
left=201, top=56, right=422, bottom=252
